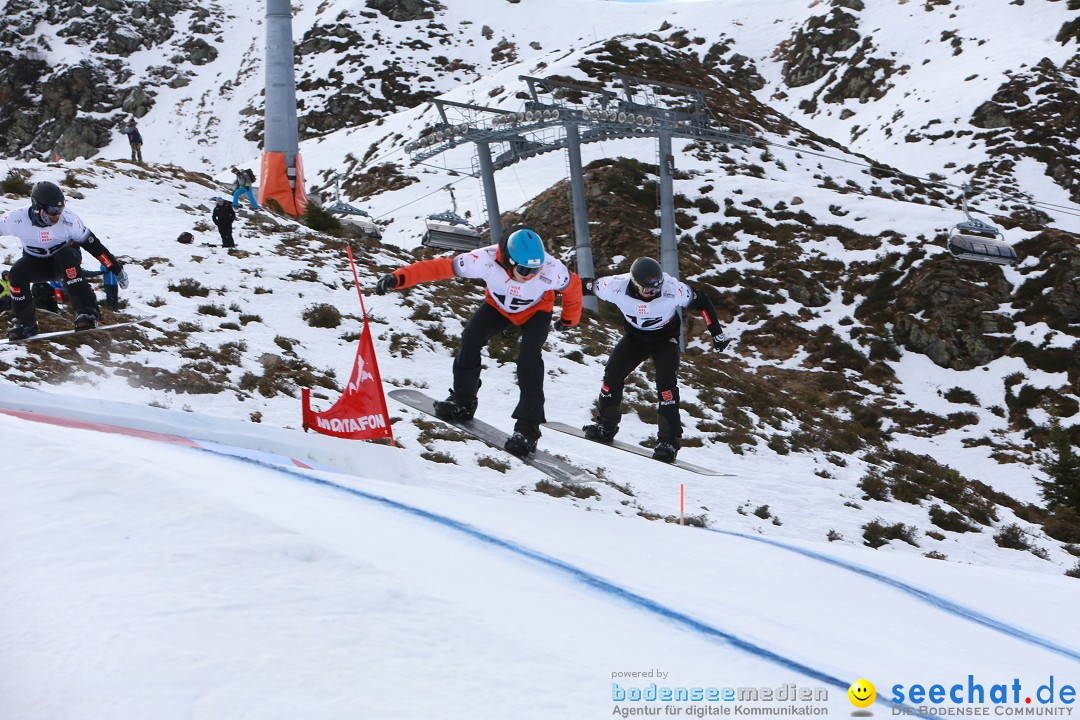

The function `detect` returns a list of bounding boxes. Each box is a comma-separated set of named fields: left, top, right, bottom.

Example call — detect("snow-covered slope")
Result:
left=2, top=392, right=1080, bottom=719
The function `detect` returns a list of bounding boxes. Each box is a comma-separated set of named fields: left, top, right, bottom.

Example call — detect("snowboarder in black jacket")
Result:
left=212, top=197, right=236, bottom=248
left=582, top=257, right=731, bottom=463
left=0, top=181, right=129, bottom=340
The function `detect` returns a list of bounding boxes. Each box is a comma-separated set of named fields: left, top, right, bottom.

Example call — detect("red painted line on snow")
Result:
left=0, top=407, right=202, bottom=447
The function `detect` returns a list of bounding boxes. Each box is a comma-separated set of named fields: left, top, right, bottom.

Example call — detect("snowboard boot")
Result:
left=74, top=312, right=99, bottom=331
left=7, top=320, right=39, bottom=341
left=652, top=441, right=680, bottom=464
left=434, top=390, right=477, bottom=423
left=504, top=431, right=539, bottom=457
left=583, top=420, right=619, bottom=443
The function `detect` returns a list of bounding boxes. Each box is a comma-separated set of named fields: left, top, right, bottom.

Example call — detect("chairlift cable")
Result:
left=510, top=164, right=529, bottom=207
left=372, top=174, right=473, bottom=221
left=752, top=132, right=1080, bottom=220
left=412, top=160, right=476, bottom=175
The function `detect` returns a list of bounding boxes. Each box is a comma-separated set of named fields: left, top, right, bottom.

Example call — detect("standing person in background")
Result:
left=122, top=116, right=143, bottom=163
left=0, top=270, right=10, bottom=314
left=231, top=167, right=259, bottom=210
left=212, top=197, right=236, bottom=248
left=582, top=257, right=731, bottom=463
left=0, top=181, right=129, bottom=340
left=101, top=263, right=120, bottom=310
left=375, top=227, right=583, bottom=457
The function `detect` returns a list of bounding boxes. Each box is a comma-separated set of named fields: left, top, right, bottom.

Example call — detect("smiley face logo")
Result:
left=848, top=679, right=876, bottom=709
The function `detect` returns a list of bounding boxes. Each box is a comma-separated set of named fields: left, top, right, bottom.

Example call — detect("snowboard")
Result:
left=388, top=388, right=597, bottom=484
left=0, top=315, right=156, bottom=346
left=543, top=421, right=732, bottom=476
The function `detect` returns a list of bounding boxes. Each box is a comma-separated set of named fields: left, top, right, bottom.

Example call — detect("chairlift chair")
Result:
left=422, top=185, right=484, bottom=251
left=324, top=174, right=382, bottom=239
left=946, top=186, right=1017, bottom=266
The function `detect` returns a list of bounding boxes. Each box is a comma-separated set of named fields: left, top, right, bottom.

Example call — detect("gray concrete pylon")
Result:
left=565, top=124, right=598, bottom=312
left=265, top=0, right=300, bottom=168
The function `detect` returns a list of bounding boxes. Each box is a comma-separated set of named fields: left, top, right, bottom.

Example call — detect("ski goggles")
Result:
left=514, top=263, right=540, bottom=277
left=42, top=205, right=63, bottom=216
left=632, top=277, right=662, bottom=297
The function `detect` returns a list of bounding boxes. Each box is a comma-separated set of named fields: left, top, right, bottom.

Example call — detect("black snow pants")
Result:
left=596, top=330, right=683, bottom=444
left=8, top=246, right=98, bottom=325
left=453, top=302, right=552, bottom=439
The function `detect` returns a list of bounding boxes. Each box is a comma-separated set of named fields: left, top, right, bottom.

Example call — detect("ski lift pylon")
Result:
left=946, top=185, right=1017, bottom=266
left=422, top=184, right=483, bottom=251
left=324, top=174, right=382, bottom=239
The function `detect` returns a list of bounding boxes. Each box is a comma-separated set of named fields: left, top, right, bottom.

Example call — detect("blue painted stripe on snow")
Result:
left=711, top=528, right=1080, bottom=663
left=191, top=447, right=941, bottom=716
left=212, top=452, right=857, bottom=687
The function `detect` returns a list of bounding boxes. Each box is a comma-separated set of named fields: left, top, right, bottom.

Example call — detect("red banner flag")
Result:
left=302, top=317, right=393, bottom=441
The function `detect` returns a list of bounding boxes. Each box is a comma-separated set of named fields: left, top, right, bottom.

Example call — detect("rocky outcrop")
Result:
left=34, top=62, right=120, bottom=159
left=821, top=38, right=897, bottom=104
left=365, top=0, right=440, bottom=22
left=0, top=53, right=48, bottom=156
left=779, top=2, right=862, bottom=88
left=1013, top=231, right=1080, bottom=328
left=889, top=261, right=1015, bottom=370
left=969, top=56, right=1080, bottom=203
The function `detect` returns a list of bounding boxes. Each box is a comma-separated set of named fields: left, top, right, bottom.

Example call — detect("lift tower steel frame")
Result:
left=405, top=76, right=753, bottom=313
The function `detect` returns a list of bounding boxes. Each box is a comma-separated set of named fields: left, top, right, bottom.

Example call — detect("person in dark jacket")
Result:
left=122, top=117, right=143, bottom=163
left=212, top=197, right=236, bottom=248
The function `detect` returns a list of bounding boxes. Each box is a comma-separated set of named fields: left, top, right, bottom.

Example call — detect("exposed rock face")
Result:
left=780, top=3, right=862, bottom=88
left=365, top=0, right=439, bottom=22
left=34, top=62, right=120, bottom=159
left=969, top=56, right=1080, bottom=203
left=889, top=261, right=1015, bottom=371
left=1013, top=231, right=1080, bottom=327
left=177, top=37, right=218, bottom=66
left=122, top=86, right=153, bottom=117
left=0, top=53, right=49, bottom=156
left=821, top=38, right=897, bottom=104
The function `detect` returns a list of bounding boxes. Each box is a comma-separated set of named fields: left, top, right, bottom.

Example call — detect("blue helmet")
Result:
left=505, top=228, right=545, bottom=273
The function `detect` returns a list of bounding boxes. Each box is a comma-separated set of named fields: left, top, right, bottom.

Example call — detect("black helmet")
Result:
left=30, top=181, right=65, bottom=214
left=630, top=257, right=664, bottom=296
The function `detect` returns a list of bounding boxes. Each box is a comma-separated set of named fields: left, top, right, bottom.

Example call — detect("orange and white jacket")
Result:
left=388, top=245, right=582, bottom=327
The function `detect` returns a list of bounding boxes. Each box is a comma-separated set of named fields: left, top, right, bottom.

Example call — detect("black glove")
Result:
left=375, top=273, right=398, bottom=295
left=711, top=331, right=732, bottom=352
left=580, top=277, right=595, bottom=296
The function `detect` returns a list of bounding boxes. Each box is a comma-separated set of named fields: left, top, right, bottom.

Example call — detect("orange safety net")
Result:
left=258, top=151, right=308, bottom=216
